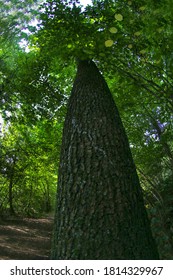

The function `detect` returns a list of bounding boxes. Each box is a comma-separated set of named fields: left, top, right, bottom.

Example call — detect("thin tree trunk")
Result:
left=9, top=174, right=15, bottom=215
left=51, top=60, right=159, bottom=259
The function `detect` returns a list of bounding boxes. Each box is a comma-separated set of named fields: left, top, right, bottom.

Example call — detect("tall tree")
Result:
left=51, top=60, right=159, bottom=259
left=2, top=0, right=172, bottom=257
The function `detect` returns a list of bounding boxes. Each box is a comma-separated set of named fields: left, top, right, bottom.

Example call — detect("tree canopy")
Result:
left=0, top=0, right=173, bottom=259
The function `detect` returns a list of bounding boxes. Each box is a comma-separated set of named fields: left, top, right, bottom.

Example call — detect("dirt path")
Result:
left=0, top=216, right=54, bottom=260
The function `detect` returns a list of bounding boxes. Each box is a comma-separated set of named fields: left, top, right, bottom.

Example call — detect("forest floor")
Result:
left=0, top=215, right=54, bottom=260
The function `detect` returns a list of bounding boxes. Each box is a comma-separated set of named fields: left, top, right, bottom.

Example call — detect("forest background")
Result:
left=0, top=0, right=173, bottom=259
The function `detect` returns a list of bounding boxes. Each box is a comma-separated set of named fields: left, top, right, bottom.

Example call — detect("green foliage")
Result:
left=0, top=118, right=62, bottom=217
left=0, top=0, right=40, bottom=42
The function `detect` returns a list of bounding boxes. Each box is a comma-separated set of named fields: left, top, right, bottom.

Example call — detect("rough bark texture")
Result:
left=51, top=60, right=159, bottom=259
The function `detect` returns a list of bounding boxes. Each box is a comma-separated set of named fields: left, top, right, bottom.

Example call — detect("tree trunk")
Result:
left=51, top=60, right=159, bottom=259
left=8, top=159, right=16, bottom=216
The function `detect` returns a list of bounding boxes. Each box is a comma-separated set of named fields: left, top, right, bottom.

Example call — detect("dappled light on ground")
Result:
left=0, top=217, right=53, bottom=260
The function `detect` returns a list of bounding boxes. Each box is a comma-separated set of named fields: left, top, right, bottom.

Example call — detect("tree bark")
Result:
left=51, top=60, right=159, bottom=259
